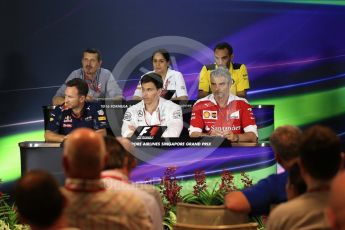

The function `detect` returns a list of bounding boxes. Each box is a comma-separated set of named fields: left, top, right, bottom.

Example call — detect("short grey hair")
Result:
left=210, top=67, right=232, bottom=84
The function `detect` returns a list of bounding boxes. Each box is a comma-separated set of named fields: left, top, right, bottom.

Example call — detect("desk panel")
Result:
left=19, top=141, right=275, bottom=186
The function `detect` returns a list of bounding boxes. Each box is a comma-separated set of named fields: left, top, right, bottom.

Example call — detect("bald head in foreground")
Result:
left=63, top=127, right=107, bottom=179
left=62, top=128, right=153, bottom=230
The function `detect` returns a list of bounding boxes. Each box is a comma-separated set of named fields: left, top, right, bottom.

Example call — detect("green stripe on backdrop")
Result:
left=258, top=124, right=275, bottom=141
left=251, top=87, right=345, bottom=128
left=0, top=130, right=44, bottom=181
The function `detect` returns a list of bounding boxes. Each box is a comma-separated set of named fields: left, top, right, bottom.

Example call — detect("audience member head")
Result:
left=327, top=171, right=345, bottom=230
left=117, top=137, right=134, bottom=153
left=117, top=137, right=137, bottom=171
left=63, top=128, right=107, bottom=179
left=103, top=136, right=137, bottom=174
left=299, top=125, right=341, bottom=183
left=269, top=125, right=302, bottom=169
left=286, top=163, right=307, bottom=200
left=14, top=170, right=66, bottom=229
left=103, top=136, right=127, bottom=170
left=213, top=42, right=233, bottom=67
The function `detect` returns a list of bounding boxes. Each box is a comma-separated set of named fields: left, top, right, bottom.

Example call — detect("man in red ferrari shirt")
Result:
left=189, top=67, right=257, bottom=142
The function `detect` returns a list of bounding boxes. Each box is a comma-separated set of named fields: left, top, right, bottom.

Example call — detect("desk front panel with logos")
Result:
left=19, top=139, right=276, bottom=187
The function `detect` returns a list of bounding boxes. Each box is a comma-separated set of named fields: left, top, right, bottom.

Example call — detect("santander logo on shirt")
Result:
left=210, top=125, right=241, bottom=131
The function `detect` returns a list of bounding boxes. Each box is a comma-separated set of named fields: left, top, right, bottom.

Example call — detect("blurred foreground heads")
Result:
left=267, top=125, right=342, bottom=230
left=62, top=128, right=153, bottom=230
left=102, top=136, right=163, bottom=230
left=14, top=170, right=73, bottom=230
left=326, top=171, right=345, bottom=230
left=225, top=125, right=301, bottom=215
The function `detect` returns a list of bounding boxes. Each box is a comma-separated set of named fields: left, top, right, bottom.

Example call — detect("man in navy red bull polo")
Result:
left=45, top=78, right=108, bottom=142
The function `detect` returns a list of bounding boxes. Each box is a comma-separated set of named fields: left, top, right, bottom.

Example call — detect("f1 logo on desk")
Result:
left=135, top=126, right=167, bottom=139
left=138, top=126, right=159, bottom=136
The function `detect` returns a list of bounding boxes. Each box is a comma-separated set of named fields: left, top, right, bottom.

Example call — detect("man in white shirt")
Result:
left=122, top=72, right=183, bottom=138
left=133, top=49, right=188, bottom=100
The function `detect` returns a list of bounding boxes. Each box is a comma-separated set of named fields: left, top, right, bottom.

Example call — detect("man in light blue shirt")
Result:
left=52, top=48, right=122, bottom=105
